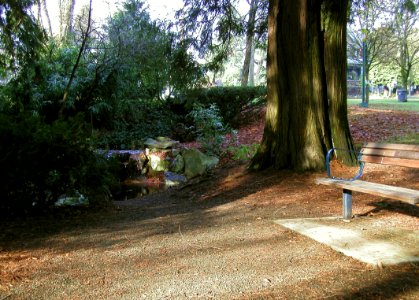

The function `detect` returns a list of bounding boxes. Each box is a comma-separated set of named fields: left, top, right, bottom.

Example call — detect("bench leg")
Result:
left=342, top=189, right=352, bottom=220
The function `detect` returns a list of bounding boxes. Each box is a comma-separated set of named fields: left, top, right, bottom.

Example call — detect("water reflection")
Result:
left=114, top=182, right=166, bottom=201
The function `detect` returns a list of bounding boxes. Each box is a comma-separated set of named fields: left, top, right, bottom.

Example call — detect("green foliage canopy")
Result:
left=0, top=0, right=45, bottom=72
left=105, top=0, right=203, bottom=101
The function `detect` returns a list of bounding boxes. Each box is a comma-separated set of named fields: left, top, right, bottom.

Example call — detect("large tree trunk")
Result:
left=250, top=0, right=355, bottom=171
left=323, top=0, right=356, bottom=164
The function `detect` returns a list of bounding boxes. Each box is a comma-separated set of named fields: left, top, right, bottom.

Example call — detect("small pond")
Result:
left=100, top=149, right=188, bottom=201
left=114, top=182, right=167, bottom=201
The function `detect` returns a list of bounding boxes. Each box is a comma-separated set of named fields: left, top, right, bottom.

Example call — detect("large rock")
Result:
left=169, top=154, right=185, bottom=173
left=148, top=153, right=170, bottom=172
left=55, top=192, right=89, bottom=207
left=164, top=171, right=187, bottom=186
left=182, top=148, right=219, bottom=179
left=144, top=137, right=179, bottom=150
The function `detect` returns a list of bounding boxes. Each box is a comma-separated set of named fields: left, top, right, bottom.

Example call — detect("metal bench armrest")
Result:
left=325, top=148, right=364, bottom=181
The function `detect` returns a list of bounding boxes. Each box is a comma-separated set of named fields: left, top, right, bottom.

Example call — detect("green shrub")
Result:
left=227, top=144, right=260, bottom=162
left=172, top=86, right=267, bottom=127
left=95, top=99, right=177, bottom=149
left=0, top=113, right=119, bottom=216
left=187, top=104, right=228, bottom=155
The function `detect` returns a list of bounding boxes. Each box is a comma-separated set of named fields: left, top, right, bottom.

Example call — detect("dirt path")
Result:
left=1, top=106, right=418, bottom=299
left=1, top=164, right=418, bottom=299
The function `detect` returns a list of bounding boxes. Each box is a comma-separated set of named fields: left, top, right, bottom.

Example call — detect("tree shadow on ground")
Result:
left=1, top=164, right=418, bottom=299
left=360, top=200, right=419, bottom=218
left=0, top=164, right=416, bottom=255
left=249, top=262, right=419, bottom=299
left=0, top=165, right=314, bottom=253
left=340, top=264, right=419, bottom=299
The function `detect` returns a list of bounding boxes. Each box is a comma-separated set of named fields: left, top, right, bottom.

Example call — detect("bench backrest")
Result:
left=360, top=143, right=419, bottom=169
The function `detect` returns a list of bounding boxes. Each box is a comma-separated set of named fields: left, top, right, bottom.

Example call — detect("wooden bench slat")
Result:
left=360, top=155, right=419, bottom=168
left=360, top=148, right=419, bottom=160
left=362, top=143, right=419, bottom=152
left=320, top=143, right=418, bottom=219
left=315, top=178, right=419, bottom=204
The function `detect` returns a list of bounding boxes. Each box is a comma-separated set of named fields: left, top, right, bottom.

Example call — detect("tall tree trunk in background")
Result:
left=59, top=0, right=76, bottom=39
left=42, top=0, right=53, bottom=36
left=254, top=55, right=265, bottom=86
left=36, top=0, right=42, bottom=24
left=241, top=0, right=258, bottom=86
left=59, top=0, right=65, bottom=38
left=67, top=0, right=76, bottom=35
left=323, top=0, right=356, bottom=165
left=400, top=33, right=410, bottom=89
left=248, top=43, right=255, bottom=86
left=36, top=1, right=53, bottom=37
left=59, top=0, right=92, bottom=117
left=250, top=0, right=356, bottom=171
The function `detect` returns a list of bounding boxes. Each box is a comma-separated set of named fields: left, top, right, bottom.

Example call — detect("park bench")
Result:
left=316, top=143, right=419, bottom=220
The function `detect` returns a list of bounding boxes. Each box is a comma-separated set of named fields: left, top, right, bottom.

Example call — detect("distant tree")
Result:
left=240, top=0, right=268, bottom=86
left=369, top=61, right=399, bottom=86
left=348, top=0, right=390, bottom=100
left=176, top=0, right=244, bottom=75
left=349, top=0, right=419, bottom=90
left=59, top=0, right=92, bottom=116
left=41, top=0, right=52, bottom=36
left=176, top=0, right=267, bottom=86
left=105, top=0, right=202, bottom=100
left=35, top=0, right=53, bottom=36
left=59, top=0, right=76, bottom=40
left=386, top=0, right=419, bottom=89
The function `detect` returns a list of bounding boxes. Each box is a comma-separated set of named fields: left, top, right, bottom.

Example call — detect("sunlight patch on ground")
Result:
left=274, top=217, right=419, bottom=266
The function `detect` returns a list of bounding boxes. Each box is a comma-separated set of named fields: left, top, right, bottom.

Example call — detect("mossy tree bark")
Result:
left=323, top=0, right=356, bottom=165
left=250, top=0, right=356, bottom=171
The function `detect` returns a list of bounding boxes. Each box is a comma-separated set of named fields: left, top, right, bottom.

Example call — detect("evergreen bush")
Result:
left=187, top=104, right=228, bottom=155
left=95, top=99, right=177, bottom=149
left=0, top=113, right=119, bottom=216
left=172, top=86, right=266, bottom=127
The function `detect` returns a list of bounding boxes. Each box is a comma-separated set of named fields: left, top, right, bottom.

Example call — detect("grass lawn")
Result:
left=385, top=132, right=419, bottom=144
left=348, top=97, right=419, bottom=111
left=348, top=97, right=419, bottom=144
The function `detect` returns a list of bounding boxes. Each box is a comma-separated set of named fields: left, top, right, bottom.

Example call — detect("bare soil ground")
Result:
left=0, top=105, right=418, bottom=299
